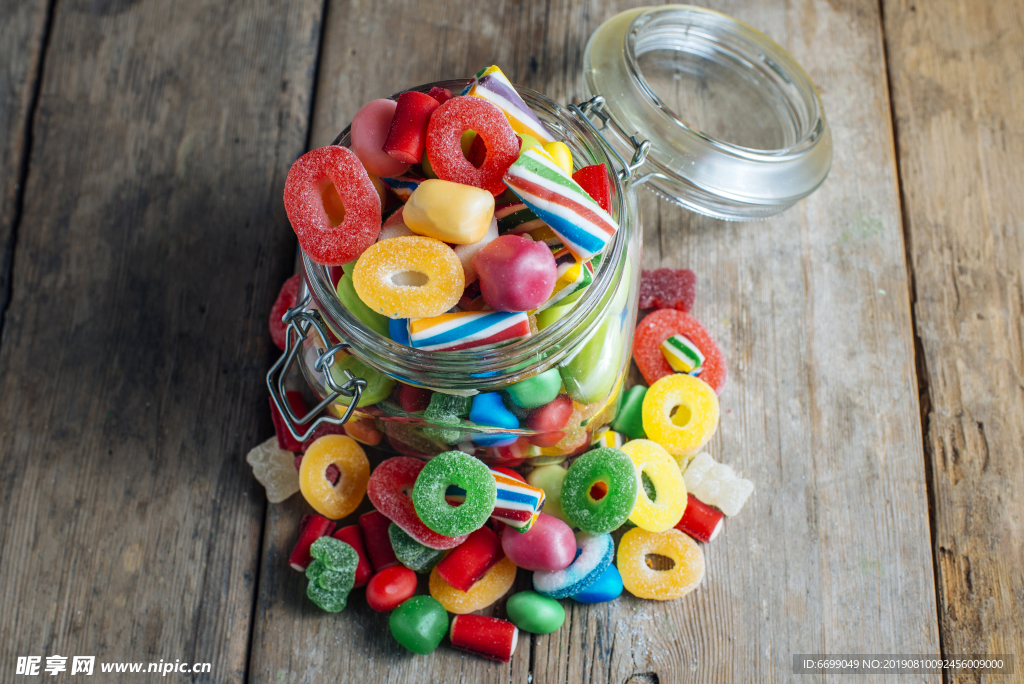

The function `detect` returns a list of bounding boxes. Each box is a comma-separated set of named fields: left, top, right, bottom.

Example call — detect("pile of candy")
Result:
left=249, top=66, right=755, bottom=662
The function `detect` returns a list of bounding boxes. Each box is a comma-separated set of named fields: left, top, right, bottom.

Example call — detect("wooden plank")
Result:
left=881, top=0, right=1024, bottom=675
left=0, top=0, right=323, bottom=680
left=250, top=0, right=941, bottom=682
left=0, top=0, right=51, bottom=321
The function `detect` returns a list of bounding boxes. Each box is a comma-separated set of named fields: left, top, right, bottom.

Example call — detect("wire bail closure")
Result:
left=570, top=96, right=654, bottom=186
left=265, top=293, right=366, bottom=442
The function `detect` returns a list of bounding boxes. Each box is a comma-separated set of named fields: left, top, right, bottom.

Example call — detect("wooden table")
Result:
left=1, top=0, right=1020, bottom=681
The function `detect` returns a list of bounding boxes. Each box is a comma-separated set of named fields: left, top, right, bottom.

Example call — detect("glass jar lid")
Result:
left=583, top=5, right=832, bottom=220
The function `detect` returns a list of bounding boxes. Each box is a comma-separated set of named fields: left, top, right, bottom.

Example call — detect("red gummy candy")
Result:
left=639, top=268, right=696, bottom=312
left=572, top=164, right=613, bottom=214
left=435, top=526, right=504, bottom=592
left=427, top=86, right=454, bottom=105
left=383, top=91, right=441, bottom=164
left=396, top=383, right=432, bottom=413
left=632, top=309, right=727, bottom=393
left=366, top=564, right=418, bottom=612
left=269, top=274, right=302, bottom=350
left=366, top=457, right=468, bottom=550
left=426, top=96, right=520, bottom=196
left=288, top=514, right=336, bottom=571
left=450, top=614, right=518, bottom=662
left=332, top=525, right=373, bottom=587
left=283, top=145, right=381, bottom=266
left=359, top=510, right=399, bottom=572
left=526, top=394, right=573, bottom=447
left=674, top=493, right=724, bottom=543
left=270, top=391, right=308, bottom=452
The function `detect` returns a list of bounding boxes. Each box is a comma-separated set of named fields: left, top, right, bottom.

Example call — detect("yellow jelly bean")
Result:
left=642, top=374, right=719, bottom=456
left=298, top=435, right=370, bottom=519
left=403, top=179, right=495, bottom=245
left=618, top=527, right=704, bottom=600
left=352, top=236, right=464, bottom=319
left=542, top=141, right=573, bottom=175
left=429, top=556, right=517, bottom=614
left=622, top=440, right=687, bottom=532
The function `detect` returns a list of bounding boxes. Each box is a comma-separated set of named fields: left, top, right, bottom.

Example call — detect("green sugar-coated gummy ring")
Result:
left=413, top=451, right=497, bottom=537
left=561, top=447, right=639, bottom=534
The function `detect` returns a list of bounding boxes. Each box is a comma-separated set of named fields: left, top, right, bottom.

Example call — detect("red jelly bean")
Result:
left=269, top=274, right=302, bottom=350
left=674, top=493, right=724, bottom=543
left=397, top=383, right=433, bottom=413
left=434, top=526, right=504, bottom=592
left=526, top=394, right=573, bottom=447
left=366, top=564, right=418, bottom=612
left=500, top=513, right=575, bottom=572
left=270, top=391, right=308, bottom=453
left=367, top=458, right=468, bottom=550
left=383, top=91, right=441, bottom=164
left=633, top=309, right=727, bottom=393
left=449, top=614, right=519, bottom=662
left=639, top=268, right=697, bottom=312
left=332, top=525, right=373, bottom=588
left=359, top=510, right=399, bottom=572
left=473, top=235, right=557, bottom=312
left=426, top=96, right=520, bottom=196
left=284, top=146, right=382, bottom=266
left=572, top=164, right=613, bottom=214
left=288, top=514, right=335, bottom=571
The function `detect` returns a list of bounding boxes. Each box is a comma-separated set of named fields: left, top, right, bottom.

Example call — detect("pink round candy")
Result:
left=473, top=235, right=557, bottom=312
left=351, top=99, right=412, bottom=178
left=501, top=513, right=576, bottom=572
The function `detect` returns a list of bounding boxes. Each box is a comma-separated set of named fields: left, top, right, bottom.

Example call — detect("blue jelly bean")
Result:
left=389, top=318, right=410, bottom=346
left=533, top=532, right=613, bottom=599
left=470, top=392, right=519, bottom=447
left=571, top=562, right=623, bottom=603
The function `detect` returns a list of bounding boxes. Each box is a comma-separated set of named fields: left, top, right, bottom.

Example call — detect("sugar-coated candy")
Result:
left=559, top=316, right=624, bottom=405
left=367, top=458, right=468, bottom=550
left=389, top=522, right=446, bottom=573
left=467, top=393, right=519, bottom=448
left=328, top=352, right=396, bottom=408
left=381, top=173, right=424, bottom=203
left=661, top=334, right=704, bottom=374
left=633, top=309, right=726, bottom=393
left=435, top=525, right=504, bottom=591
left=450, top=615, right=519, bottom=662
left=352, top=236, right=464, bottom=319
left=490, top=468, right=546, bottom=530
left=423, top=392, right=469, bottom=444
left=533, top=532, right=614, bottom=599
left=611, top=385, right=647, bottom=439
left=525, top=394, right=573, bottom=447
left=560, top=446, right=638, bottom=534
left=247, top=437, right=300, bottom=503
left=506, top=368, right=561, bottom=410
left=495, top=200, right=545, bottom=235
left=682, top=452, right=753, bottom=517
left=305, top=536, right=358, bottom=612
left=413, top=451, right=497, bottom=536
left=429, top=556, right=517, bottom=614
left=426, top=96, right=520, bottom=196
left=378, top=205, right=416, bottom=241
left=350, top=99, right=411, bottom=178
left=404, top=179, right=496, bottom=245
left=397, top=383, right=432, bottom=413
left=298, top=435, right=370, bottom=519
left=359, top=510, right=400, bottom=571
left=269, top=274, right=302, bottom=350
left=506, top=591, right=565, bottom=634
left=675, top=492, right=724, bottom=543
left=536, top=247, right=593, bottom=313
left=409, top=309, right=530, bottom=352
left=593, top=429, right=624, bottom=449
left=526, top=465, right=569, bottom=522
left=642, top=374, right=719, bottom=457
left=501, top=513, right=574, bottom=571
left=331, top=525, right=372, bottom=587
left=571, top=562, right=623, bottom=603
left=639, top=268, right=696, bottom=311
left=474, top=235, right=557, bottom=312
left=389, top=595, right=449, bottom=654
left=342, top=415, right=383, bottom=446
left=284, top=146, right=382, bottom=266
left=621, top=440, right=687, bottom=532
left=336, top=271, right=391, bottom=338
left=453, top=216, right=498, bottom=283
left=383, top=91, right=440, bottom=164
left=289, top=514, right=335, bottom=571
left=427, top=86, right=454, bottom=105
left=366, top=563, right=418, bottom=612
left=618, top=527, right=704, bottom=600
left=466, top=66, right=555, bottom=144
left=572, top=164, right=613, bottom=213
left=504, top=146, right=618, bottom=261
left=542, top=141, right=573, bottom=175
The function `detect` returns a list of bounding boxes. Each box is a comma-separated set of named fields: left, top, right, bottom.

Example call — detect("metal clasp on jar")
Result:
left=266, top=292, right=366, bottom=442
left=570, top=96, right=666, bottom=189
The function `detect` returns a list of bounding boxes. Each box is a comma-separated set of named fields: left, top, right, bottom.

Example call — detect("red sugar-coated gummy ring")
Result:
left=283, top=145, right=381, bottom=266
left=366, top=457, right=469, bottom=550
left=426, top=96, right=520, bottom=196
left=632, top=309, right=727, bottom=394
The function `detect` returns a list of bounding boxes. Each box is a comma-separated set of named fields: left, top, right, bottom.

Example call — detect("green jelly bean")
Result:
left=611, top=385, right=647, bottom=439
left=389, top=596, right=449, bottom=654
left=505, top=368, right=562, bottom=409
left=336, top=273, right=390, bottom=338
left=329, top=353, right=395, bottom=408
left=389, top=523, right=446, bottom=573
left=526, top=465, right=569, bottom=523
left=559, top=317, right=624, bottom=405
left=506, top=591, right=565, bottom=634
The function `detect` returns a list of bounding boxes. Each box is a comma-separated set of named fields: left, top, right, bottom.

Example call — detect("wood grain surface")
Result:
left=248, top=1, right=941, bottom=682
left=0, top=0, right=323, bottom=680
left=883, top=0, right=1024, bottom=679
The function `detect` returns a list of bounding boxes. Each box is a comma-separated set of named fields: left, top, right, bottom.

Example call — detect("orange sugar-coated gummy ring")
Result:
left=618, top=527, right=705, bottom=600
left=298, top=434, right=370, bottom=519
left=642, top=374, right=719, bottom=457
left=428, top=556, right=517, bottom=614
left=352, top=236, right=464, bottom=319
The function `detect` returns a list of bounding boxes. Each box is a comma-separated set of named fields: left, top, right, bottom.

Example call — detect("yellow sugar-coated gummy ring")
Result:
left=618, top=527, right=705, bottom=600
left=642, top=374, right=720, bottom=457
left=428, top=556, right=517, bottom=614
left=622, top=439, right=688, bottom=532
left=352, top=235, right=464, bottom=319
left=298, top=434, right=370, bottom=519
